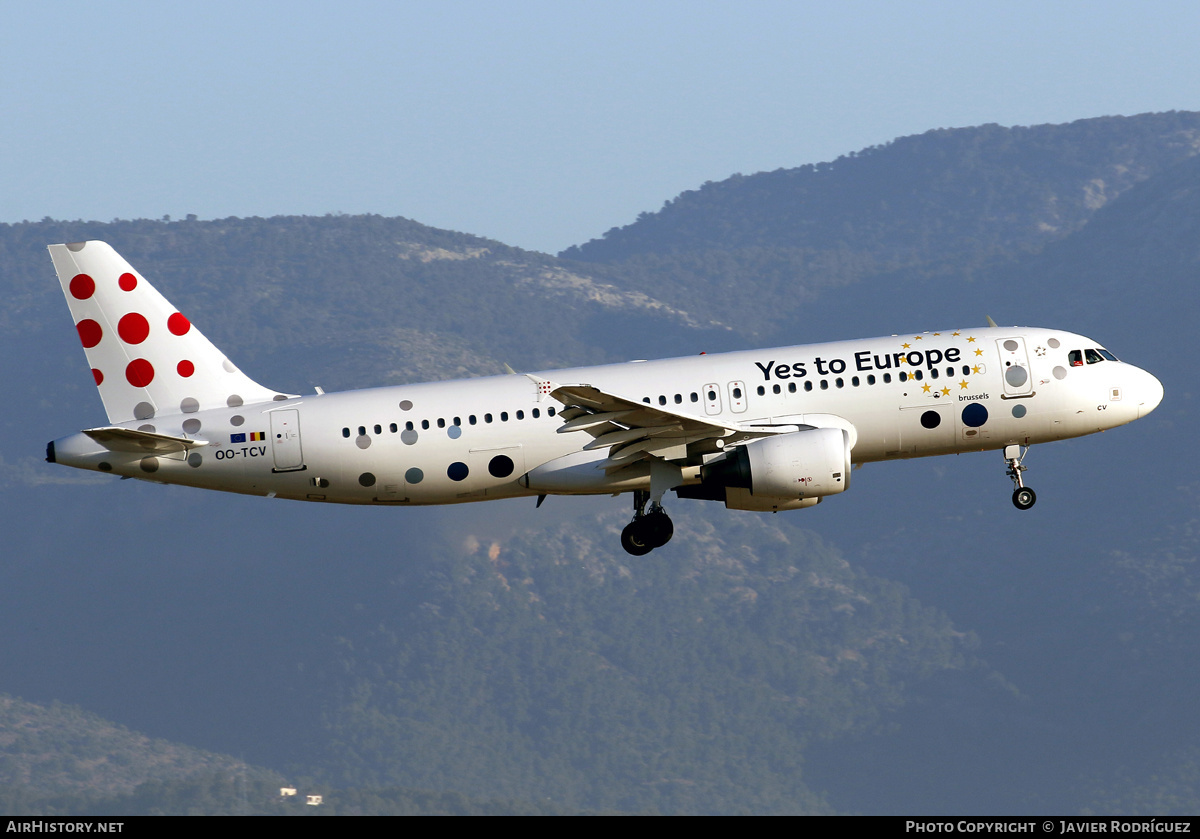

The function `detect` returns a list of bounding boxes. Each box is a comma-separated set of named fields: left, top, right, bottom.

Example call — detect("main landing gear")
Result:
left=1004, top=444, right=1037, bottom=510
left=621, top=489, right=674, bottom=556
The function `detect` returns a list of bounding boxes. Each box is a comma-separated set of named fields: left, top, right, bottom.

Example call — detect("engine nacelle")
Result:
left=702, top=427, right=851, bottom=500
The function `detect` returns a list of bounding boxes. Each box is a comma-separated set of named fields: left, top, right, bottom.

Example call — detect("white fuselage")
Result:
left=50, top=327, right=1164, bottom=508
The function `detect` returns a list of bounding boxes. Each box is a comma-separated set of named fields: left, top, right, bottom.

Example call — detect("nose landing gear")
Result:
left=621, top=489, right=674, bottom=555
left=1004, top=444, right=1037, bottom=510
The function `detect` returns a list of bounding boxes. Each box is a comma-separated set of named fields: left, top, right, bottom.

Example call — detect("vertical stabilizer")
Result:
left=48, top=241, right=291, bottom=423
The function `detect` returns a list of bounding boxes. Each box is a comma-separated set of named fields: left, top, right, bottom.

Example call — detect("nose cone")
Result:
left=1137, top=368, right=1164, bottom=418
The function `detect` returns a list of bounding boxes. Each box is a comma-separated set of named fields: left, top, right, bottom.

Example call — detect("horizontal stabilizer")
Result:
left=82, top=426, right=208, bottom=454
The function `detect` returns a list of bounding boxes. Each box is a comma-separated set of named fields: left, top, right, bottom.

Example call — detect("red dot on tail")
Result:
left=77, top=319, right=103, bottom=348
left=118, top=312, right=150, bottom=344
left=92, top=369, right=104, bottom=386
left=126, top=359, right=155, bottom=387
left=69, top=274, right=95, bottom=300
left=167, top=312, right=191, bottom=336
left=177, top=360, right=195, bottom=378
left=118, top=273, right=137, bottom=291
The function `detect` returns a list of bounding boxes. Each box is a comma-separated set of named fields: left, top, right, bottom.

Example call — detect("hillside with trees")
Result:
left=2, top=111, right=1199, bottom=814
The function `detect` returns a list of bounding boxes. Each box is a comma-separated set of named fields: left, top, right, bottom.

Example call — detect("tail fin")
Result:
left=48, top=241, right=292, bottom=423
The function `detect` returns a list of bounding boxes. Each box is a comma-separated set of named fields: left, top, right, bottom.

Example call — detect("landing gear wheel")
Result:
left=1012, top=487, right=1037, bottom=510
left=621, top=520, right=654, bottom=556
left=642, top=510, right=674, bottom=548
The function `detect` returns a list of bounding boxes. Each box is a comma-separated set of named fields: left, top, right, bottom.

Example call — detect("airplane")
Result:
left=45, top=241, right=1164, bottom=555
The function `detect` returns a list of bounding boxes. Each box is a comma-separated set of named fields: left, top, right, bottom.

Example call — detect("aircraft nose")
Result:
left=1137, top=368, right=1164, bottom=418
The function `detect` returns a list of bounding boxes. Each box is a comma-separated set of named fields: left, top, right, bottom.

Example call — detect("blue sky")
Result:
left=4, top=1, right=1198, bottom=254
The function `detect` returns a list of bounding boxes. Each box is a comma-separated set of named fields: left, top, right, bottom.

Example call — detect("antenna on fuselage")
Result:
left=986, top=315, right=998, bottom=328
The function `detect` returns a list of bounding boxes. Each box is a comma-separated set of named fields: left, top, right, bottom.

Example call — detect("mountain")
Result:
left=4, top=111, right=1199, bottom=814
left=560, top=112, right=1200, bottom=342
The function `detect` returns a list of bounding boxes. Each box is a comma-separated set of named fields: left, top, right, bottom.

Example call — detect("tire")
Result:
left=621, top=521, right=654, bottom=556
left=1012, top=487, right=1037, bottom=510
left=643, top=510, right=674, bottom=547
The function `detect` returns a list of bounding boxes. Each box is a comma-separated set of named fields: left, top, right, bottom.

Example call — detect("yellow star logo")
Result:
left=922, top=383, right=931, bottom=393
left=941, top=387, right=951, bottom=396
left=914, top=335, right=923, bottom=341
left=959, top=379, right=970, bottom=389
left=972, top=365, right=981, bottom=374
left=933, top=332, right=941, bottom=336
left=952, top=331, right=961, bottom=336
left=901, top=342, right=911, bottom=349
left=974, top=348, right=984, bottom=356
left=966, top=336, right=976, bottom=343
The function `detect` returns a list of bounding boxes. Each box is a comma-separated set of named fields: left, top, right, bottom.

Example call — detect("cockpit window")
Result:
left=1069, top=350, right=1083, bottom=366
left=1085, top=349, right=1104, bottom=364
left=1098, top=349, right=1119, bottom=362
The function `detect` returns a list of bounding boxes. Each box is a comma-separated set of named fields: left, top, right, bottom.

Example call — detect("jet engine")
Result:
left=679, top=427, right=851, bottom=511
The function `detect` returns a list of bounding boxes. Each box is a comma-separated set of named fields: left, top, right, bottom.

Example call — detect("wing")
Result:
left=551, top=383, right=779, bottom=473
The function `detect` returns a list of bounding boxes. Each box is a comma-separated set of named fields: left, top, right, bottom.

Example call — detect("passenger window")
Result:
left=484, top=414, right=493, bottom=423
left=548, top=407, right=556, bottom=416
left=883, top=373, right=892, bottom=383
left=532, top=408, right=540, bottom=418
left=658, top=395, right=667, bottom=406
left=690, top=393, right=699, bottom=403
left=852, top=376, right=860, bottom=386
left=867, top=374, right=876, bottom=385
left=516, top=410, right=524, bottom=420
left=756, top=386, right=765, bottom=396
left=389, top=423, right=397, bottom=433
left=930, top=368, right=939, bottom=379
left=788, top=382, right=796, bottom=393
left=421, top=420, right=430, bottom=430
left=437, top=418, right=446, bottom=428
left=374, top=424, right=382, bottom=435
left=406, top=421, right=414, bottom=431
left=501, top=412, right=509, bottom=422
left=899, top=372, right=908, bottom=382
left=805, top=381, right=813, bottom=392
left=772, top=384, right=781, bottom=394
left=469, top=415, right=477, bottom=425
left=674, top=394, right=682, bottom=404
left=733, top=387, right=743, bottom=399
left=342, top=427, right=350, bottom=438
left=358, top=426, right=366, bottom=436
left=820, top=380, right=829, bottom=390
